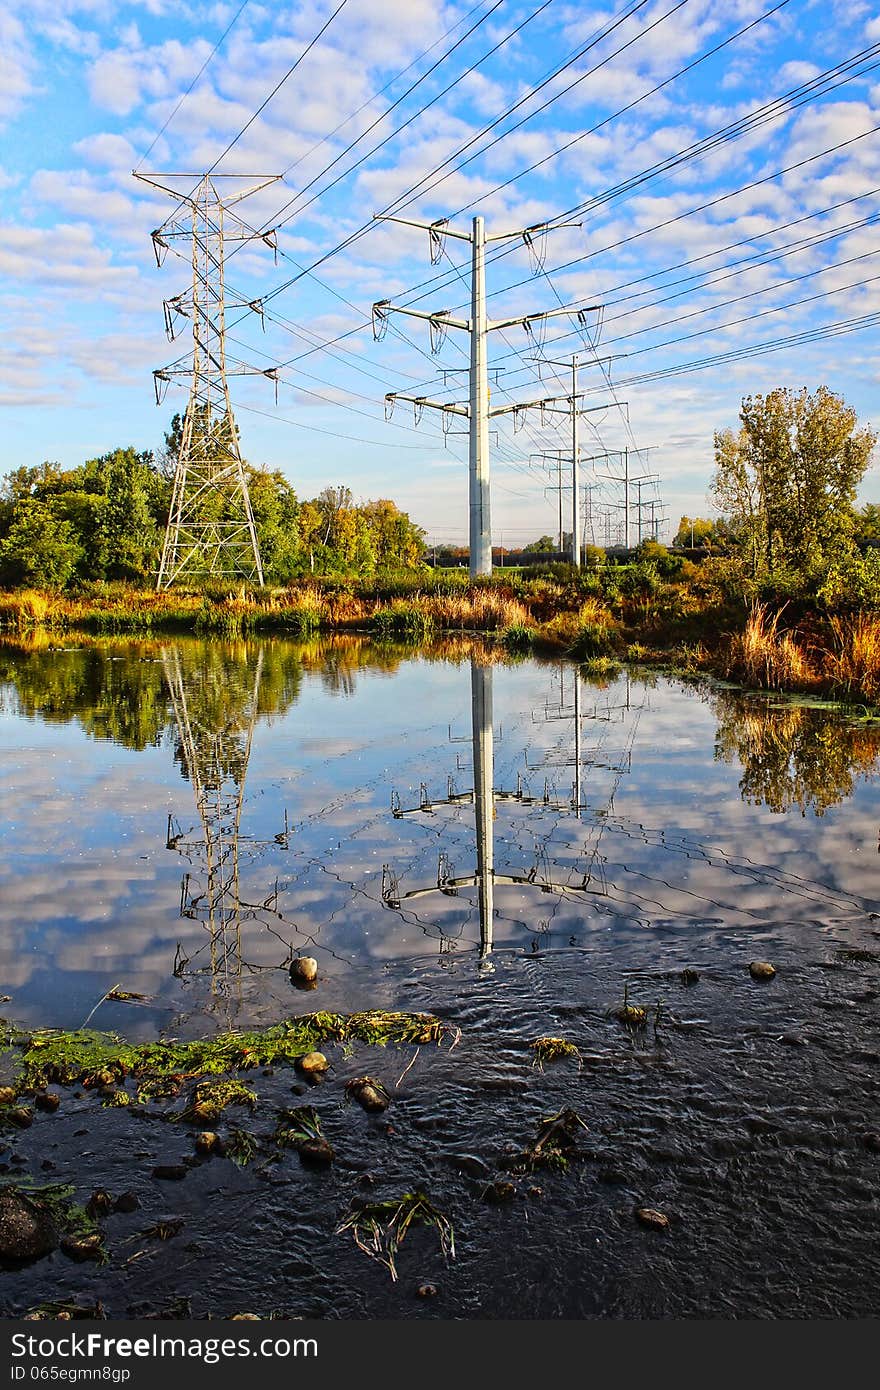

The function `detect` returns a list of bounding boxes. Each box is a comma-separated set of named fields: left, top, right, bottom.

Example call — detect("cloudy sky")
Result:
left=3, top=0, right=880, bottom=546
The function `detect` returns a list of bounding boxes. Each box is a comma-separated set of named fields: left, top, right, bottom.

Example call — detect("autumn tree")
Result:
left=712, top=386, right=876, bottom=584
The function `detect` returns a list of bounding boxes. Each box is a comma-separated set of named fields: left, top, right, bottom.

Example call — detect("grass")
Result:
left=724, top=603, right=819, bottom=692
left=179, top=1078, right=257, bottom=1123
left=3, top=568, right=880, bottom=707
left=826, top=613, right=880, bottom=702
left=336, top=1191, right=455, bottom=1282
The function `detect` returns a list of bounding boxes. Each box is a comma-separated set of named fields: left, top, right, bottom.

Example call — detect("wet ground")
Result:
left=1, top=637, right=879, bottom=1318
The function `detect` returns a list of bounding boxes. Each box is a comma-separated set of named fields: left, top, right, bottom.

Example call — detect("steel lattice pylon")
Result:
left=135, top=172, right=281, bottom=589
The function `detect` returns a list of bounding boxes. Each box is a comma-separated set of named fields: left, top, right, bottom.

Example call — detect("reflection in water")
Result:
left=713, top=692, right=880, bottom=815
left=382, top=659, right=640, bottom=967
left=163, top=644, right=282, bottom=1003
left=3, top=636, right=880, bottom=1031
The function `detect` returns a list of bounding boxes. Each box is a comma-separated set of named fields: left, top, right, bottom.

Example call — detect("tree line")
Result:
left=0, top=417, right=427, bottom=588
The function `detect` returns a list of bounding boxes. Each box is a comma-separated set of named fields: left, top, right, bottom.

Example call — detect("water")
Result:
left=1, top=636, right=879, bottom=1317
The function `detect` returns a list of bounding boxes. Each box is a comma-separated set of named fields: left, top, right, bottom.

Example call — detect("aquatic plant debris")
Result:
left=180, top=1078, right=257, bottom=1123
left=224, top=1128, right=259, bottom=1168
left=508, top=1107, right=590, bottom=1173
left=336, top=1191, right=455, bottom=1282
left=14, top=1011, right=454, bottom=1097
left=530, top=1037, right=582, bottom=1070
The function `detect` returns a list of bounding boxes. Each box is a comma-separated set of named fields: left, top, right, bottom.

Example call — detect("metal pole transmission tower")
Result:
left=371, top=214, right=592, bottom=577
left=135, top=173, right=282, bottom=589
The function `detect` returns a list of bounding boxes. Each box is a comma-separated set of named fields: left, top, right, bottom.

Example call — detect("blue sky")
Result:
left=3, top=0, right=880, bottom=546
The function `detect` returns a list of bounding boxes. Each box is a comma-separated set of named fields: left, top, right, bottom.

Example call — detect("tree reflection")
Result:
left=714, top=695, right=880, bottom=815
left=0, top=637, right=302, bottom=753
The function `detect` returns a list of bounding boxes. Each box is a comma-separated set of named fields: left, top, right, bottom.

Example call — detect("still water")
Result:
left=2, top=636, right=878, bottom=1032
left=1, top=637, right=879, bottom=1317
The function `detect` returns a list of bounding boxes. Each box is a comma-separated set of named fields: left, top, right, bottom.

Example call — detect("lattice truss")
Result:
left=135, top=173, right=281, bottom=588
left=162, top=644, right=289, bottom=997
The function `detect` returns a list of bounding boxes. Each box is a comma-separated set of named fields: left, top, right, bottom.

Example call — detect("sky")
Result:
left=3, top=0, right=880, bottom=547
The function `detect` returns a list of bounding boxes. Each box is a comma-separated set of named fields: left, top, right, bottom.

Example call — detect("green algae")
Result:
left=16, top=1011, right=451, bottom=1096
left=180, top=1078, right=257, bottom=1123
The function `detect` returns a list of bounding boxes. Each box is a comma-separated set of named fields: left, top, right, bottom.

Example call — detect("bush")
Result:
left=817, top=551, right=880, bottom=610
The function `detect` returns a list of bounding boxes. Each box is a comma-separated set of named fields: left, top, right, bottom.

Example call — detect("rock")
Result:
left=0, top=1086, right=18, bottom=1105
left=296, top=1052, right=329, bottom=1078
left=35, top=1093, right=61, bottom=1113
left=8, top=1107, right=33, bottom=1129
left=294, top=1136, right=334, bottom=1168
left=680, top=968, right=700, bottom=986
left=749, top=960, right=776, bottom=980
left=346, top=1077, right=389, bottom=1113
left=289, top=957, right=318, bottom=987
left=415, top=1284, right=438, bottom=1299
left=635, top=1206, right=670, bottom=1231
left=195, top=1131, right=220, bottom=1155
left=85, top=1190, right=114, bottom=1219
left=60, top=1233, right=104, bottom=1263
left=152, top=1164, right=187, bottom=1181
left=780, top=1032, right=808, bottom=1047
left=444, top=1153, right=490, bottom=1179
left=113, top=1191, right=140, bottom=1213
left=231, top=1314, right=261, bottom=1320
left=0, top=1191, right=59, bottom=1263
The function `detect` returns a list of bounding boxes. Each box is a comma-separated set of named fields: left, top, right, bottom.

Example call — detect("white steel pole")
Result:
left=571, top=355, right=580, bottom=567
left=471, top=657, right=494, bottom=968
left=469, top=215, right=491, bottom=577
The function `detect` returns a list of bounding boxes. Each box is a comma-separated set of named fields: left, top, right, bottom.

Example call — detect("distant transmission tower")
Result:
left=135, top=172, right=281, bottom=589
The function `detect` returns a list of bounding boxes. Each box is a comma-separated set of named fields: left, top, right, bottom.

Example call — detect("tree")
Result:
left=0, top=497, right=83, bottom=588
left=854, top=502, right=880, bottom=545
left=523, top=535, right=557, bottom=553
left=673, top=516, right=721, bottom=548
left=712, top=386, right=876, bottom=583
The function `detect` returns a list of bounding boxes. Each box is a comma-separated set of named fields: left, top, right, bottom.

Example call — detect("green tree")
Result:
left=247, top=466, right=299, bottom=582
left=673, top=516, right=721, bottom=548
left=90, top=448, right=163, bottom=579
left=854, top=502, right=880, bottom=545
left=712, top=386, right=876, bottom=584
left=0, top=496, right=84, bottom=588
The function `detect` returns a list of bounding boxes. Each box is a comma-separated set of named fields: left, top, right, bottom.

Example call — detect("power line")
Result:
left=133, top=0, right=252, bottom=171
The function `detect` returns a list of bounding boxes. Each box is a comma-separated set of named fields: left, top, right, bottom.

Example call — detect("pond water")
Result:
left=1, top=636, right=879, bottom=1318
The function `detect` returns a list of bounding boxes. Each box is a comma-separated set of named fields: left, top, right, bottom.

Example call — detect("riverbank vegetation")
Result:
left=2, top=387, right=880, bottom=703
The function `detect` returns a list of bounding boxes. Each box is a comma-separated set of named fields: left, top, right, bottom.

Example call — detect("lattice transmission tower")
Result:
left=135, top=172, right=281, bottom=589
left=163, top=643, right=293, bottom=1011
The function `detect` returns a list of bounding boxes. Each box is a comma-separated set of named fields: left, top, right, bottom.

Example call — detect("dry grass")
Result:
left=825, top=613, right=880, bottom=702
left=427, top=589, right=531, bottom=631
left=725, top=603, right=818, bottom=691
left=0, top=589, right=65, bottom=629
